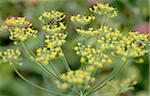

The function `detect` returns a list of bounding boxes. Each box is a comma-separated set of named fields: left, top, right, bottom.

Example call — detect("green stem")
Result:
left=81, top=62, right=86, bottom=71
left=49, top=62, right=60, bottom=79
left=60, top=49, right=71, bottom=71
left=24, top=42, right=35, bottom=56
left=85, top=60, right=127, bottom=96
left=12, top=64, right=65, bottom=96
left=22, top=42, right=33, bottom=58
left=92, top=68, right=98, bottom=77
left=100, top=15, right=105, bottom=28
left=37, top=61, right=61, bottom=81
left=99, top=15, right=105, bottom=38
left=80, top=91, right=84, bottom=96
left=21, top=42, right=61, bottom=81
left=21, top=42, right=82, bottom=95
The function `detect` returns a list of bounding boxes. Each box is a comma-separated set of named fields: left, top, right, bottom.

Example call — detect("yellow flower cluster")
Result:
left=115, top=32, right=149, bottom=61
left=56, top=70, right=95, bottom=90
left=42, top=23, right=66, bottom=33
left=74, top=43, right=112, bottom=72
left=89, top=3, right=118, bottom=18
left=96, top=27, right=149, bottom=62
left=95, top=26, right=149, bottom=62
left=1, top=17, right=37, bottom=43
left=9, top=27, right=37, bottom=42
left=45, top=33, right=67, bottom=48
left=70, top=15, right=95, bottom=26
left=97, top=26, right=122, bottom=50
left=36, top=47, right=63, bottom=65
left=76, top=28, right=101, bottom=36
left=0, top=48, right=21, bottom=64
left=4, top=17, right=32, bottom=28
left=36, top=11, right=67, bottom=65
left=39, top=11, right=66, bottom=24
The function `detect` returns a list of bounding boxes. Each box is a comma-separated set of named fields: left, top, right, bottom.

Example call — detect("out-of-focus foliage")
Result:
left=0, top=0, right=149, bottom=96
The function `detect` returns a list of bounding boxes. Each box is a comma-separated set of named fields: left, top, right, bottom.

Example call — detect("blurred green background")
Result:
left=0, top=0, right=149, bottom=96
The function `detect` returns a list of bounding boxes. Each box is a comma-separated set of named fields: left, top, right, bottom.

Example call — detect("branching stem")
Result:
left=60, top=49, right=71, bottom=71
left=12, top=64, right=65, bottom=96
left=21, top=42, right=61, bottom=81
left=84, top=60, right=128, bottom=96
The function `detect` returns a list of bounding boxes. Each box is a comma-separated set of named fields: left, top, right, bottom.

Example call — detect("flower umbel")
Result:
left=9, top=27, right=38, bottom=42
left=4, top=17, right=32, bottom=28
left=2, top=17, right=38, bottom=43
left=42, top=22, right=66, bottom=34
left=74, top=43, right=112, bottom=72
left=36, top=47, right=63, bottom=65
left=76, top=28, right=101, bottom=36
left=90, top=3, right=118, bottom=18
left=114, top=31, right=149, bottom=62
left=0, top=48, right=21, bottom=64
left=56, top=70, right=95, bottom=90
left=45, top=33, right=67, bottom=48
left=71, top=15, right=95, bottom=26
left=39, top=11, right=66, bottom=24
left=36, top=11, right=67, bottom=65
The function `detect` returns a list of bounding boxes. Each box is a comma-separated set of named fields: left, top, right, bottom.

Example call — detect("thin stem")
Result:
left=85, top=60, right=127, bottom=96
left=39, top=62, right=61, bottom=81
left=81, top=62, right=86, bottom=71
left=22, top=42, right=80, bottom=95
left=80, top=91, right=84, bottom=96
left=70, top=86, right=81, bottom=95
left=12, top=64, right=65, bottom=96
left=22, top=42, right=33, bottom=58
left=23, top=42, right=59, bottom=79
left=49, top=62, right=60, bottom=79
left=21, top=42, right=61, bottom=81
left=60, top=49, right=71, bottom=71
left=92, top=68, right=98, bottom=77
left=22, top=42, right=83, bottom=95
left=106, top=17, right=111, bottom=27
left=100, top=15, right=105, bottom=28
left=99, top=15, right=105, bottom=38
left=24, top=42, right=35, bottom=56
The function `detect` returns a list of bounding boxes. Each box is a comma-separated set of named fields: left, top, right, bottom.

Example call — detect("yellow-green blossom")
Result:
left=70, top=15, right=95, bottom=26
left=97, top=26, right=122, bottom=50
left=45, top=33, right=67, bottom=48
left=74, top=43, right=112, bottom=72
left=115, top=31, right=149, bottom=61
left=36, top=47, right=63, bottom=65
left=9, top=27, right=37, bottom=42
left=56, top=70, right=95, bottom=90
left=0, top=48, right=21, bottom=64
left=96, top=26, right=149, bottom=61
left=76, top=28, right=101, bottom=36
left=1, top=17, right=38, bottom=43
left=90, top=3, right=118, bottom=18
left=39, top=11, right=66, bottom=24
left=42, top=23, right=66, bottom=33
left=3, top=17, right=32, bottom=28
